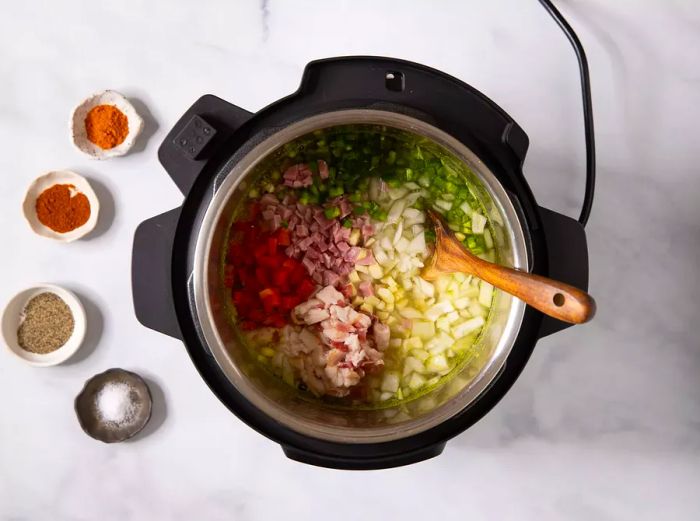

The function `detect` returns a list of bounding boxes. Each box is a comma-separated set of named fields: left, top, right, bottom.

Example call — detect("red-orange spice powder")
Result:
left=84, top=105, right=129, bottom=149
left=35, top=184, right=91, bottom=233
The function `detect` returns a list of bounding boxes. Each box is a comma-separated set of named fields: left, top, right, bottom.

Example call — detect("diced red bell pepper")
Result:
left=240, top=320, right=256, bottom=331
left=269, top=314, right=287, bottom=328
left=232, top=291, right=248, bottom=307
left=272, top=270, right=287, bottom=287
left=255, top=266, right=269, bottom=286
left=281, top=295, right=298, bottom=311
left=290, top=265, right=306, bottom=285
left=258, top=255, right=278, bottom=270
left=248, top=202, right=261, bottom=219
left=277, top=228, right=291, bottom=246
left=282, top=258, right=297, bottom=272
left=224, top=215, right=319, bottom=330
left=298, top=279, right=316, bottom=300
left=266, top=237, right=278, bottom=256
left=259, top=288, right=281, bottom=313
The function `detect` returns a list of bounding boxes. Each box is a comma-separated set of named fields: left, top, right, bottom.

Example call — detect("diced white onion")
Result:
left=472, top=212, right=487, bottom=234
left=459, top=201, right=472, bottom=215
left=479, top=281, right=494, bottom=307
left=387, top=199, right=406, bottom=223
left=452, top=316, right=485, bottom=338
left=393, top=220, right=404, bottom=245
left=434, top=199, right=452, bottom=211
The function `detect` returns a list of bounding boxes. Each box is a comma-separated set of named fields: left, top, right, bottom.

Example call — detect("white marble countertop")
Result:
left=1, top=1, right=698, bottom=519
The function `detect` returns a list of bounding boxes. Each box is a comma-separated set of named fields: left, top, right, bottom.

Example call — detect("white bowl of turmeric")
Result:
left=71, top=90, right=143, bottom=159
left=22, top=170, right=99, bottom=242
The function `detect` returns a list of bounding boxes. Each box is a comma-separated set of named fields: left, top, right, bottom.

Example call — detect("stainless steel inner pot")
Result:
left=192, top=110, right=528, bottom=443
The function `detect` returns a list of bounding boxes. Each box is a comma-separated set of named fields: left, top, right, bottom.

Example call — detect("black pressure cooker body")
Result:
left=132, top=57, right=590, bottom=469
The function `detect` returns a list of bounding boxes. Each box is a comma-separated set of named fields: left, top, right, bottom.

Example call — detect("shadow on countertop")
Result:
left=129, top=373, right=168, bottom=441
left=127, top=96, right=159, bottom=155
left=62, top=288, right=103, bottom=365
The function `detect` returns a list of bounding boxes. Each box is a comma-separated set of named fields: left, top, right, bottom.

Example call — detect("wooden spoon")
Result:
left=421, top=209, right=596, bottom=324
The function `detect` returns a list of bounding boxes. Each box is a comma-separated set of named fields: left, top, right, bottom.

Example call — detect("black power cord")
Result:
left=537, top=0, right=596, bottom=227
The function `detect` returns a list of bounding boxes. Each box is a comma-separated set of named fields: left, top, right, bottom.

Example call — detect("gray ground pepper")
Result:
left=17, top=292, right=74, bottom=354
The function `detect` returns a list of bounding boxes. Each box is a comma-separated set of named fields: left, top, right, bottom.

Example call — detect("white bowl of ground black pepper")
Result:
left=1, top=285, right=86, bottom=366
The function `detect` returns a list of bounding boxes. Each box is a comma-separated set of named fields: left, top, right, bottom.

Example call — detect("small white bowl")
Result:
left=22, top=170, right=100, bottom=242
left=71, top=90, right=143, bottom=159
left=1, top=285, right=87, bottom=367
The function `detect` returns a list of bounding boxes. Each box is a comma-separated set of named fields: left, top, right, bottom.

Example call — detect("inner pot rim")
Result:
left=192, top=109, right=528, bottom=443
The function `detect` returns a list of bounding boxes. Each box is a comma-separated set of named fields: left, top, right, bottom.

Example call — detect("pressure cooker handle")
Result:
left=132, top=207, right=183, bottom=339
left=159, top=94, right=254, bottom=196
left=537, top=206, right=590, bottom=338
left=297, top=57, right=529, bottom=165
left=281, top=442, right=446, bottom=470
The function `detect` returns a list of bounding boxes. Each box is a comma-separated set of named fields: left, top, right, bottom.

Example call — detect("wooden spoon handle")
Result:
left=468, top=261, right=596, bottom=324
left=422, top=209, right=596, bottom=324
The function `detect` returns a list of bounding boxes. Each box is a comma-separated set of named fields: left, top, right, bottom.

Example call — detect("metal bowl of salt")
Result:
left=75, top=368, right=152, bottom=443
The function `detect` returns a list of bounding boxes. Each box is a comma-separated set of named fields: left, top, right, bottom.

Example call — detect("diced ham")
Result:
left=260, top=193, right=279, bottom=207
left=283, top=286, right=385, bottom=396
left=339, top=284, right=354, bottom=299
left=324, top=365, right=361, bottom=389
left=345, top=246, right=361, bottom=262
left=353, top=313, right=372, bottom=329
left=318, top=160, right=329, bottom=179
left=283, top=164, right=304, bottom=180
left=316, top=285, right=344, bottom=306
left=338, top=198, right=352, bottom=217
left=299, top=328, right=323, bottom=353
left=304, top=308, right=330, bottom=325
left=281, top=207, right=293, bottom=221
left=358, top=281, right=374, bottom=297
left=373, top=323, right=390, bottom=351
left=323, top=270, right=340, bottom=287
left=355, top=250, right=375, bottom=266
left=252, top=178, right=375, bottom=290
left=298, top=237, right=314, bottom=250
left=283, top=164, right=313, bottom=188
left=302, top=256, right=316, bottom=275
left=326, top=348, right=344, bottom=366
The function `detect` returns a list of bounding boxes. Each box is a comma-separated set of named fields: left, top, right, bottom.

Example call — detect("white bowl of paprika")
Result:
left=71, top=90, right=143, bottom=159
left=22, top=170, right=100, bottom=242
